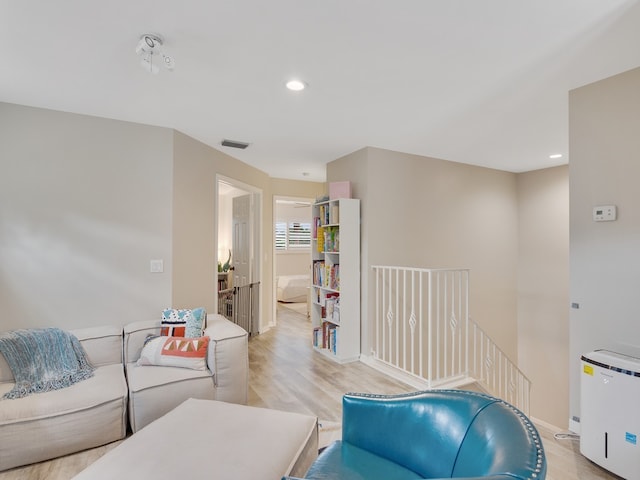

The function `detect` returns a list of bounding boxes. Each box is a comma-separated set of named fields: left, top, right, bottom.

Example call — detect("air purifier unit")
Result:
left=580, top=349, right=640, bottom=480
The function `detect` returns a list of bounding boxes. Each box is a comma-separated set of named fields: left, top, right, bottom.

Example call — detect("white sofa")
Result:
left=0, top=313, right=249, bottom=471
left=0, top=325, right=128, bottom=472
left=124, top=313, right=249, bottom=432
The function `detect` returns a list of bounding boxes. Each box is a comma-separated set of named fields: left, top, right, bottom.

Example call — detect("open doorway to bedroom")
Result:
left=274, top=196, right=313, bottom=320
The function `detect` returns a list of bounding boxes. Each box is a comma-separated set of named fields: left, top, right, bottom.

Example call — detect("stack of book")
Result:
left=313, top=322, right=338, bottom=353
left=317, top=204, right=331, bottom=225
left=316, top=226, right=324, bottom=252
left=313, top=261, right=340, bottom=290
left=323, top=226, right=339, bottom=252
left=325, top=296, right=339, bottom=324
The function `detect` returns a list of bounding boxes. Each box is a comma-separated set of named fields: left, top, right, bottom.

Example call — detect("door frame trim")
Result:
left=216, top=174, right=263, bottom=332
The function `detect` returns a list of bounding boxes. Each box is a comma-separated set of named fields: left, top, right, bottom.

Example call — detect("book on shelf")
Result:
left=312, top=260, right=323, bottom=286
left=333, top=302, right=340, bottom=325
left=327, top=297, right=340, bottom=324
left=316, top=227, right=325, bottom=252
left=313, top=216, right=320, bottom=239
left=314, top=321, right=338, bottom=353
left=324, top=291, right=339, bottom=307
left=318, top=204, right=330, bottom=226
left=323, top=226, right=339, bottom=252
left=330, top=204, right=339, bottom=224
left=313, top=261, right=340, bottom=290
left=328, top=324, right=338, bottom=353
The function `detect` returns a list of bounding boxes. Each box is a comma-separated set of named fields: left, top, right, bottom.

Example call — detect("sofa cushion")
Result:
left=126, top=362, right=212, bottom=393
left=0, top=363, right=127, bottom=472
left=305, top=441, right=423, bottom=480
left=72, top=325, right=124, bottom=367
left=0, top=364, right=127, bottom=424
left=125, top=362, right=215, bottom=432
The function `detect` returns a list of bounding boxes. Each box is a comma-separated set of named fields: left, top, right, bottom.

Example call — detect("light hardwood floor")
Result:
left=0, top=304, right=621, bottom=479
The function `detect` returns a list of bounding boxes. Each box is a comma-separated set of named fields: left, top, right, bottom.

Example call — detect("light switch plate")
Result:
left=593, top=205, right=617, bottom=222
left=150, top=259, right=164, bottom=273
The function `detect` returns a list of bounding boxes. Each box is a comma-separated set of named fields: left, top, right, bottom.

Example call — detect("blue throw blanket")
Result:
left=0, top=328, right=94, bottom=400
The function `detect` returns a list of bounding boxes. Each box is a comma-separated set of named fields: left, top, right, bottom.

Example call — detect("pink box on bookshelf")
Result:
left=329, top=181, right=352, bottom=200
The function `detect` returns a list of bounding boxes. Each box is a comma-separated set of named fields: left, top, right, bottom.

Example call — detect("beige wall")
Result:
left=0, top=102, right=173, bottom=330
left=0, top=103, right=323, bottom=334
left=330, top=147, right=519, bottom=361
left=517, top=166, right=569, bottom=428
left=270, top=178, right=325, bottom=200
left=569, top=66, right=640, bottom=429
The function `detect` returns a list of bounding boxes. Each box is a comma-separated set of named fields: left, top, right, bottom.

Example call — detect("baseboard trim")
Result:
left=359, top=355, right=476, bottom=392
left=531, top=416, right=565, bottom=434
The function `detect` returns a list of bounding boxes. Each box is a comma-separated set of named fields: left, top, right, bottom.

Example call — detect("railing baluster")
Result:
left=464, top=271, right=469, bottom=376
left=419, top=270, right=423, bottom=378
left=427, top=270, right=433, bottom=385
left=409, top=270, right=415, bottom=375
left=442, top=272, right=447, bottom=381
left=375, top=267, right=379, bottom=358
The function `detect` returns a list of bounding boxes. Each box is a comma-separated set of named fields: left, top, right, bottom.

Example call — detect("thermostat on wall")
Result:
left=593, top=205, right=617, bottom=222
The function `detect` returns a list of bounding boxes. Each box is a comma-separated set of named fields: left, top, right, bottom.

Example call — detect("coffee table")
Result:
left=72, top=398, right=318, bottom=479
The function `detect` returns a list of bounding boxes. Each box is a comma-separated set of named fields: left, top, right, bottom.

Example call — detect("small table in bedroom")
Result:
left=72, top=398, right=318, bottom=480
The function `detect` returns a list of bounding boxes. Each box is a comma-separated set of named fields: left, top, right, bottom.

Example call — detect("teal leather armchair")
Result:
left=286, top=389, right=546, bottom=480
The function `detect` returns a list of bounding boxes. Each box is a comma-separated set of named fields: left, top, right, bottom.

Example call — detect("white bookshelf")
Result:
left=311, top=198, right=360, bottom=363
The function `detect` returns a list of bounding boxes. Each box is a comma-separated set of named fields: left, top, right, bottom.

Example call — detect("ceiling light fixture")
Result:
left=549, top=153, right=563, bottom=159
left=286, top=79, right=306, bottom=91
left=135, top=34, right=175, bottom=74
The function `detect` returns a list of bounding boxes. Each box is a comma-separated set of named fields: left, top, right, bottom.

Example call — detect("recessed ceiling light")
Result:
left=549, top=154, right=563, bottom=159
left=286, top=79, right=306, bottom=91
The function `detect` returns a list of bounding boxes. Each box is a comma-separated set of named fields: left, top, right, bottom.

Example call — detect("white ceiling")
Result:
left=2, top=1, right=640, bottom=182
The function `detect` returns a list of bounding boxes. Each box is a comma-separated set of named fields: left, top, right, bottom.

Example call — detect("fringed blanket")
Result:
left=0, top=327, right=94, bottom=400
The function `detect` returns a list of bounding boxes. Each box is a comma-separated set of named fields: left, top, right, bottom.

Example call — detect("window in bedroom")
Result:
left=275, top=221, right=311, bottom=251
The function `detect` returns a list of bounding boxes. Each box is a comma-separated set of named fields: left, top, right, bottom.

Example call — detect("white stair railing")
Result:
left=370, top=265, right=531, bottom=414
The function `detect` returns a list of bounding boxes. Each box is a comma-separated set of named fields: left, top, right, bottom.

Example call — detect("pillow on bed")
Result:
left=137, top=336, right=210, bottom=371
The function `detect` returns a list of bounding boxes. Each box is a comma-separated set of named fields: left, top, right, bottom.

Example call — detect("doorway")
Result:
left=217, top=175, right=262, bottom=333
left=273, top=196, right=313, bottom=322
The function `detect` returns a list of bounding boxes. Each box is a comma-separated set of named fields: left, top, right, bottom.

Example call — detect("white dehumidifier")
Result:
left=580, top=349, right=640, bottom=480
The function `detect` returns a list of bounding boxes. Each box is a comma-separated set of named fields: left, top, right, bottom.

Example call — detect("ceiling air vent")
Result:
left=221, top=139, right=250, bottom=149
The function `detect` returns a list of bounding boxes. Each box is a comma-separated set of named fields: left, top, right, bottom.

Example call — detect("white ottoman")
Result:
left=72, top=398, right=318, bottom=480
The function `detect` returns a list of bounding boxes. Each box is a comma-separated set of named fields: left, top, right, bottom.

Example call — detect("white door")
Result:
left=232, top=194, right=252, bottom=287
